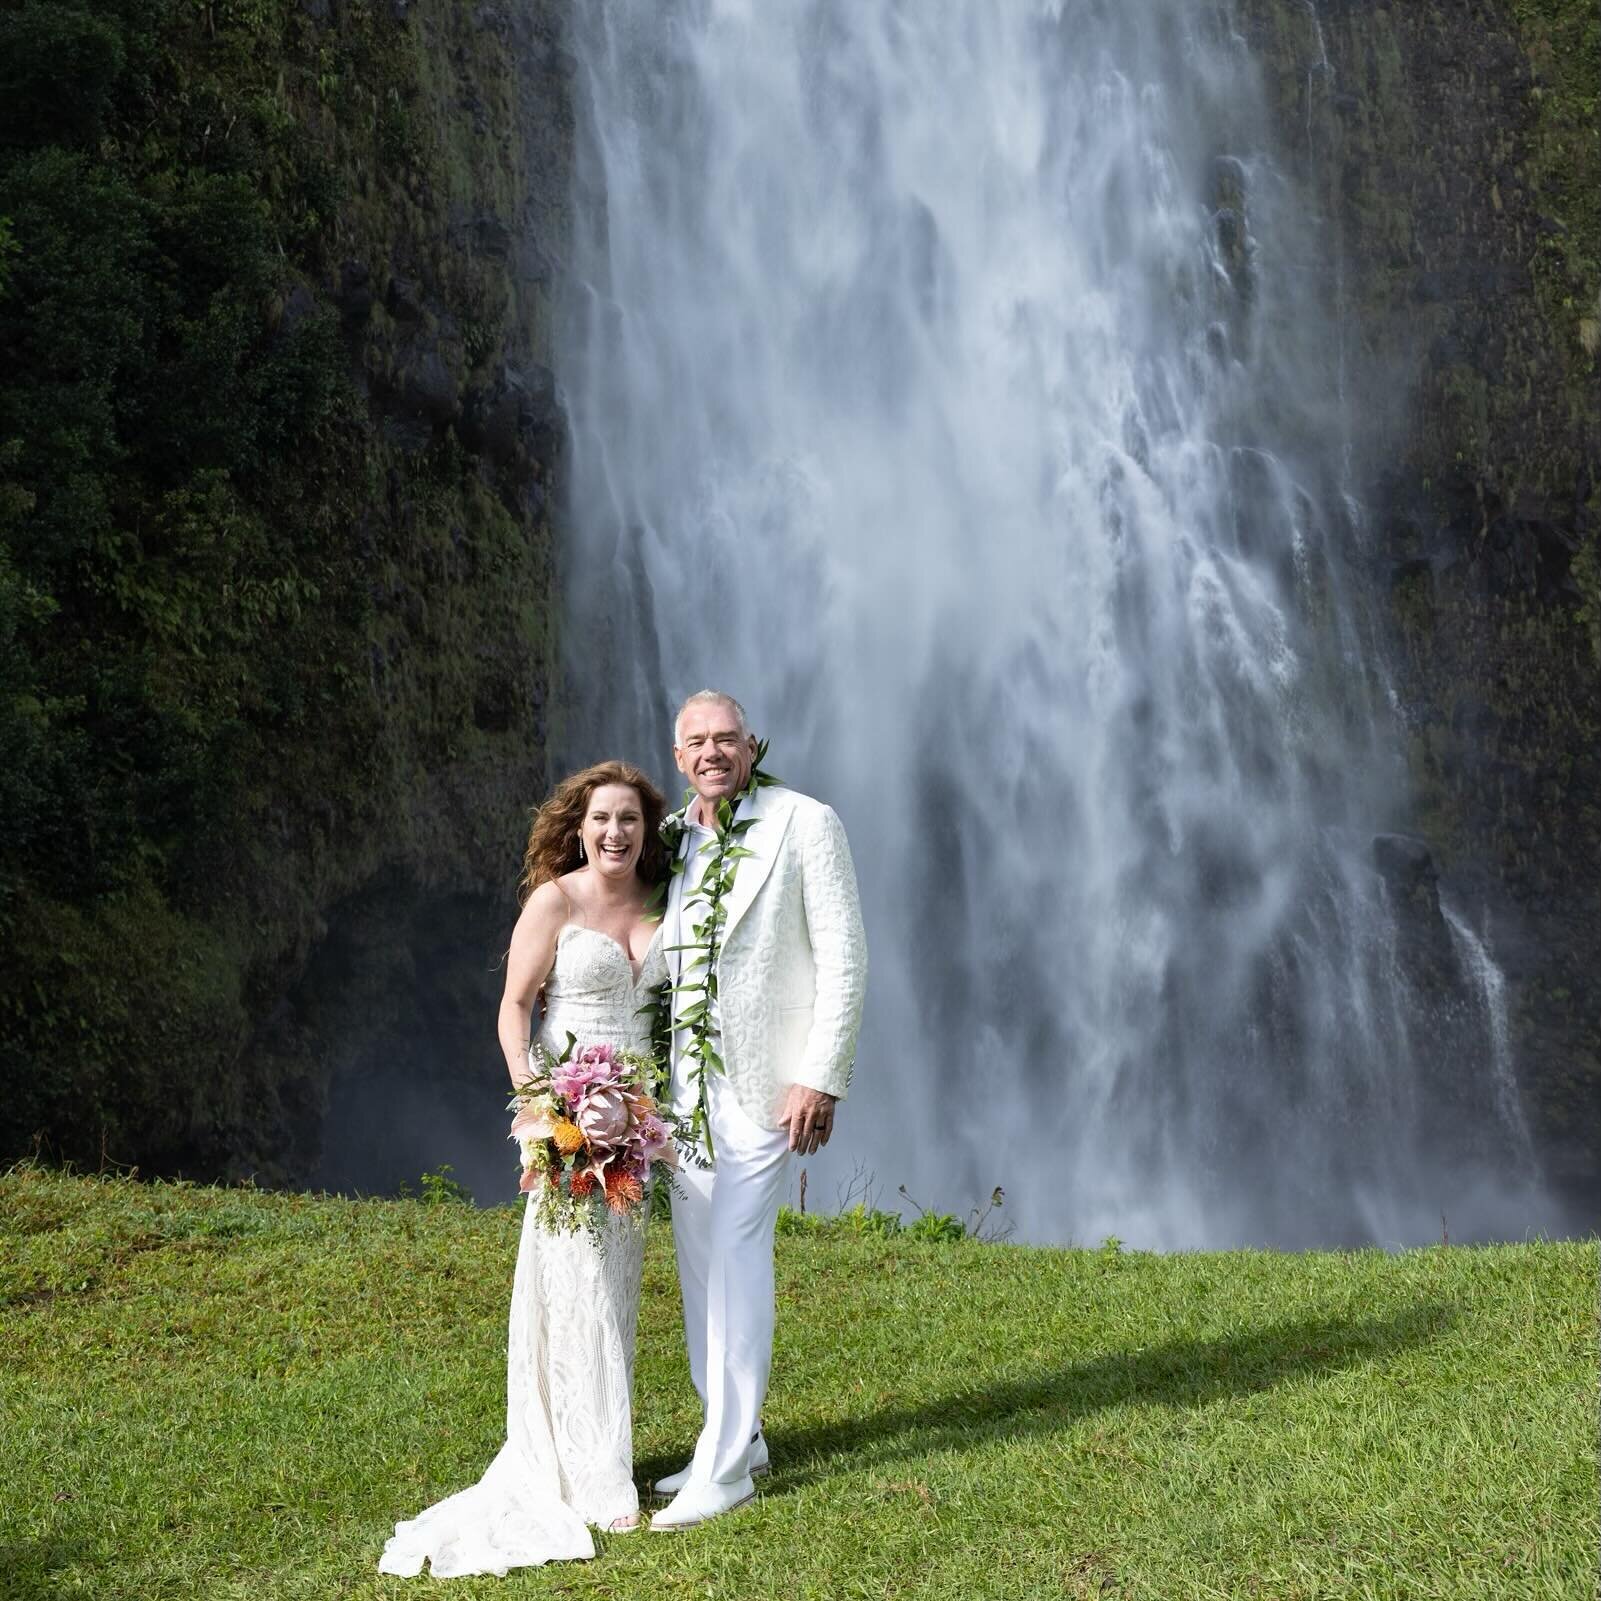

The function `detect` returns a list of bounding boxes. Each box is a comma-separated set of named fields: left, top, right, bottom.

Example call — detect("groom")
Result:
left=651, top=690, right=868, bottom=1531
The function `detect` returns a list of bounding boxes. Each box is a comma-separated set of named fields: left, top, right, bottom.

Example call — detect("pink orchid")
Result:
left=551, top=1042, right=622, bottom=1104
left=635, top=1114, right=677, bottom=1169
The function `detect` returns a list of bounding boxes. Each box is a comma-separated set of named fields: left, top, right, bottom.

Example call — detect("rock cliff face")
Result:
left=1237, top=0, right=1599, bottom=1208
left=0, top=0, right=572, bottom=1183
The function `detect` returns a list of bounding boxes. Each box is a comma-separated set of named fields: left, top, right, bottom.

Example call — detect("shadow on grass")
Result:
left=0, top=1536, right=94, bottom=1599
left=702, top=1303, right=1453, bottom=1490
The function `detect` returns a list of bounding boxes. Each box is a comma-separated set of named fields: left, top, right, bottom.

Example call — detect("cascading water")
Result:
left=556, top=0, right=1550, bottom=1247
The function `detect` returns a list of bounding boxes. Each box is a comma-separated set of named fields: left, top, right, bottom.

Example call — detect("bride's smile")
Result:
left=581, top=784, right=646, bottom=878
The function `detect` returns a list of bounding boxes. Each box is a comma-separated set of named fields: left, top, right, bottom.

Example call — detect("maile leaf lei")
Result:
left=657, top=739, right=779, bottom=1162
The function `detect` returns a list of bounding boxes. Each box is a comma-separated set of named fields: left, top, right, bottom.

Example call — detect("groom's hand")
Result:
left=779, top=1086, right=837, bottom=1155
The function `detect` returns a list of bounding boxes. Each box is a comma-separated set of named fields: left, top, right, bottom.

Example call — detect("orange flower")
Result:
left=570, top=1169, right=598, bottom=1199
left=552, top=1118, right=586, bottom=1156
left=604, top=1168, right=644, bottom=1214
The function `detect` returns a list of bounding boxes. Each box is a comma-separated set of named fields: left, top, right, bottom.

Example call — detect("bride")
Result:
left=379, top=760, right=671, bottom=1577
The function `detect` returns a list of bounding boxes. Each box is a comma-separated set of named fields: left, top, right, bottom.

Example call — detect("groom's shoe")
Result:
left=652, top=1431, right=769, bottom=1499
left=649, top=1474, right=756, bottom=1532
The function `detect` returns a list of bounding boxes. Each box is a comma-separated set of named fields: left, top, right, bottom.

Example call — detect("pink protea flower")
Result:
left=576, top=1086, right=630, bottom=1150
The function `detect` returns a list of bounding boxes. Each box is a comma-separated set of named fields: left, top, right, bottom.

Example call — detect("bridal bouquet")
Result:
left=509, top=1037, right=678, bottom=1229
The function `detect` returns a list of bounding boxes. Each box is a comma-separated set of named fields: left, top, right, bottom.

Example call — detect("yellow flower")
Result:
left=552, top=1118, right=586, bottom=1156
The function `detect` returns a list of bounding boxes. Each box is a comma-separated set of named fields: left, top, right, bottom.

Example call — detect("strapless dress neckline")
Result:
left=556, top=921, right=663, bottom=986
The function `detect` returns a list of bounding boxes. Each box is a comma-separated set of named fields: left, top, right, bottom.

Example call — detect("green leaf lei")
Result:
left=659, top=738, right=780, bottom=1163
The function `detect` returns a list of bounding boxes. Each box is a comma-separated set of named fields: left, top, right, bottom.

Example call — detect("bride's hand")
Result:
left=779, top=1086, right=837, bottom=1155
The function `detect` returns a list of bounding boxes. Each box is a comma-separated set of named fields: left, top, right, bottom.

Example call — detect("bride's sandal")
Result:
left=605, top=1513, right=642, bottom=1534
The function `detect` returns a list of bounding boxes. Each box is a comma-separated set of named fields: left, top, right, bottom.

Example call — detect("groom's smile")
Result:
left=674, top=697, right=758, bottom=818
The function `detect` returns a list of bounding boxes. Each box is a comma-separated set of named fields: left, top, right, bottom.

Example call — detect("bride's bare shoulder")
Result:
left=515, top=879, right=571, bottom=941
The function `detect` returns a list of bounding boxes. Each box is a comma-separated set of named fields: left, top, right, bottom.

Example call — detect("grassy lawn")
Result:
left=1, top=1167, right=1594, bottom=1600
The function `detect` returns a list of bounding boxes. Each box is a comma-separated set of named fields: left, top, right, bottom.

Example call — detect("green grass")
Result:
left=1, top=1168, right=1594, bottom=1601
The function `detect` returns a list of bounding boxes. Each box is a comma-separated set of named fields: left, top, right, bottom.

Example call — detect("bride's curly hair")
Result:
left=517, top=760, right=670, bottom=905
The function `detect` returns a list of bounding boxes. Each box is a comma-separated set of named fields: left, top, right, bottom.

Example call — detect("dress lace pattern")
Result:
left=378, top=925, right=667, bottom=1577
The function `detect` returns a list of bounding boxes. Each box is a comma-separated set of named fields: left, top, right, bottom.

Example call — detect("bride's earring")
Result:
left=577, top=835, right=586, bottom=863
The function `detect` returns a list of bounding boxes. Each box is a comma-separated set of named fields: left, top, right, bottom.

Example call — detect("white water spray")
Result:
left=558, top=0, right=1546, bottom=1246
left=1442, top=901, right=1537, bottom=1177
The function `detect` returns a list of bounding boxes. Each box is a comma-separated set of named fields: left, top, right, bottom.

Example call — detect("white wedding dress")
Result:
left=379, top=923, right=668, bottom=1577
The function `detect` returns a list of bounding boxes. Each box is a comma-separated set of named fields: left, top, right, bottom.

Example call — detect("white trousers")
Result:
left=670, top=1071, right=791, bottom=1486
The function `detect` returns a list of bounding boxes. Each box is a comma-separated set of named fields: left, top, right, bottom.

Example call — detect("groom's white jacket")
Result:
left=665, top=783, right=867, bottom=1130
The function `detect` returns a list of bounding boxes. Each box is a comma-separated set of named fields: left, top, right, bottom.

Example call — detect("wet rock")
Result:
left=474, top=212, right=514, bottom=258
left=1389, top=555, right=1433, bottom=588
left=1372, top=833, right=1439, bottom=903
left=474, top=3, right=509, bottom=38
left=1373, top=835, right=1458, bottom=998
left=1213, top=206, right=1255, bottom=303
left=338, top=259, right=373, bottom=325
left=275, top=284, right=319, bottom=339
left=1209, top=154, right=1247, bottom=214
left=510, top=362, right=557, bottom=422
left=398, top=342, right=461, bottom=426
left=380, top=415, right=432, bottom=452
left=461, top=363, right=559, bottom=468
left=1227, top=446, right=1280, bottom=561
left=461, top=384, right=520, bottom=465
left=386, top=274, right=426, bottom=323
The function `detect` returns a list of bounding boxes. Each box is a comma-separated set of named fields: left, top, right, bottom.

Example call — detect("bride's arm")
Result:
left=499, top=881, right=566, bottom=1087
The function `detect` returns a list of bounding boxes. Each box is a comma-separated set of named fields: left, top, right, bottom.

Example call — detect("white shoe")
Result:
left=652, top=1432, right=769, bottom=1499
left=650, top=1475, right=756, bottom=1532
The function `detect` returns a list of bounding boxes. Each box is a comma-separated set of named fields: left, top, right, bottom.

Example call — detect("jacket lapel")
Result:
left=720, top=784, right=793, bottom=943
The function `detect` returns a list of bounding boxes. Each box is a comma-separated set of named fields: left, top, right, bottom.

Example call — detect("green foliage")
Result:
left=903, top=1207, right=966, bottom=1243
left=776, top=1201, right=911, bottom=1240
left=1573, top=529, right=1601, bottom=666
left=1510, top=0, right=1601, bottom=299
left=0, top=214, right=15, bottom=296
left=667, top=742, right=781, bottom=1160
left=776, top=1194, right=984, bottom=1244
left=2, top=1167, right=1596, bottom=1599
left=0, top=3, right=127, bottom=149
left=0, top=0, right=556, bottom=1177
left=415, top=1164, right=475, bottom=1206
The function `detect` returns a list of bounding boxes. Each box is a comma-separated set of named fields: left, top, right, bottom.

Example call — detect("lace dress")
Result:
left=378, top=924, right=668, bottom=1577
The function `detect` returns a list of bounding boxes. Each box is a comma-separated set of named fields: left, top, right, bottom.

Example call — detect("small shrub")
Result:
left=904, top=1209, right=966, bottom=1244
left=416, top=1165, right=474, bottom=1207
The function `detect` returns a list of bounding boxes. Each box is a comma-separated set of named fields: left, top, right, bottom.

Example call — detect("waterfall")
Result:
left=1441, top=901, right=1537, bottom=1179
left=556, top=0, right=1548, bottom=1247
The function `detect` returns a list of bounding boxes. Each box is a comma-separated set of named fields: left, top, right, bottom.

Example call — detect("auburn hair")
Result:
left=517, top=760, right=670, bottom=905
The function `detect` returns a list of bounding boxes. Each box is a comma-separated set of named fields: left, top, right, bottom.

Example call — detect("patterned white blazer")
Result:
left=665, top=784, right=867, bottom=1130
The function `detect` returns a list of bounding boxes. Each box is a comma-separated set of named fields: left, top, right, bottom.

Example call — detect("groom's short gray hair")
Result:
left=673, top=689, right=749, bottom=746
